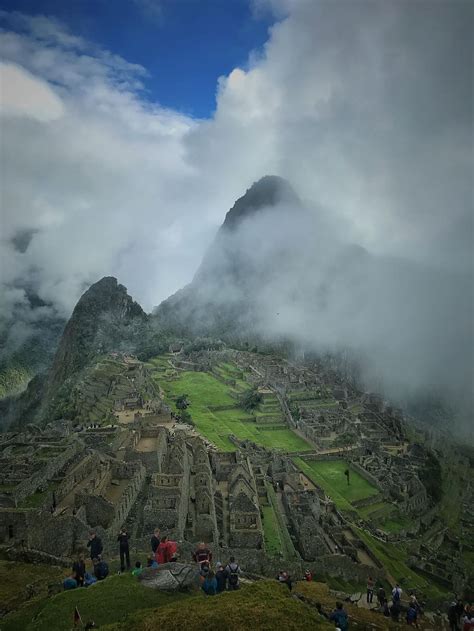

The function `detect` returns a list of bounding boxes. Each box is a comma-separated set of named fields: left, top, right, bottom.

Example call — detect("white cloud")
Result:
left=0, top=4, right=471, bottom=419
left=0, top=61, right=64, bottom=121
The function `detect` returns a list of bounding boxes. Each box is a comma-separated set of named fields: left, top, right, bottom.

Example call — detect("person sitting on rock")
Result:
left=132, top=561, right=143, bottom=577
left=215, top=562, right=227, bottom=593
left=304, top=569, right=313, bottom=582
left=84, top=572, right=97, bottom=587
left=72, top=555, right=86, bottom=587
left=147, top=555, right=159, bottom=569
left=193, top=541, right=212, bottom=574
left=201, top=569, right=218, bottom=596
left=93, top=557, right=109, bottom=581
left=63, top=574, right=78, bottom=590
left=329, top=602, right=349, bottom=631
left=277, top=570, right=293, bottom=591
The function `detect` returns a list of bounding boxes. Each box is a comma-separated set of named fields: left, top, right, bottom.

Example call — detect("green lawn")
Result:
left=293, top=458, right=379, bottom=511
left=155, top=365, right=312, bottom=453
left=262, top=505, right=283, bottom=556
left=265, top=484, right=299, bottom=560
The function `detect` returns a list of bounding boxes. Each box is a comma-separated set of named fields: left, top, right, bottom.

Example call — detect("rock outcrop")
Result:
left=138, top=563, right=197, bottom=591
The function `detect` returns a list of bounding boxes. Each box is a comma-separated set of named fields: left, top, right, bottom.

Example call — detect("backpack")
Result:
left=393, top=588, right=401, bottom=602
left=227, top=563, right=240, bottom=586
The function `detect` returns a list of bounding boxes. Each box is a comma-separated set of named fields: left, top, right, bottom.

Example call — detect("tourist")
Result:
left=201, top=569, right=218, bottom=596
left=117, top=526, right=130, bottom=572
left=72, top=554, right=86, bottom=587
left=156, top=535, right=169, bottom=564
left=225, top=556, right=241, bottom=590
left=390, top=600, right=401, bottom=622
left=93, top=557, right=109, bottom=581
left=462, top=608, right=474, bottom=631
left=215, top=562, right=227, bottom=593
left=87, top=531, right=103, bottom=561
left=166, top=538, right=178, bottom=562
left=449, top=601, right=460, bottom=631
left=457, top=600, right=466, bottom=626
left=329, top=602, right=349, bottom=631
left=304, top=569, right=313, bottom=582
left=406, top=602, right=419, bottom=627
left=147, top=555, right=159, bottom=569
left=84, top=572, right=97, bottom=587
left=132, top=561, right=143, bottom=577
left=366, top=575, right=374, bottom=603
left=391, top=583, right=402, bottom=603
left=277, top=570, right=293, bottom=591
left=63, top=574, right=78, bottom=590
left=150, top=528, right=160, bottom=554
left=193, top=541, right=212, bottom=573
left=377, top=585, right=386, bottom=607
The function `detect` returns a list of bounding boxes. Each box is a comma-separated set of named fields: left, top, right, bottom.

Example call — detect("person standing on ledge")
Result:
left=117, top=526, right=130, bottom=572
left=87, top=531, right=103, bottom=561
left=150, top=528, right=160, bottom=555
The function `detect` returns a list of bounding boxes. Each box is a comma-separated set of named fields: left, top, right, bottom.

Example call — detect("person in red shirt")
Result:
left=304, top=569, right=313, bottom=582
left=155, top=536, right=170, bottom=564
left=166, top=539, right=178, bottom=562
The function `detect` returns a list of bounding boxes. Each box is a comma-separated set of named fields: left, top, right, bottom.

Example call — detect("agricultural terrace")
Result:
left=293, top=458, right=379, bottom=512
left=149, top=356, right=312, bottom=453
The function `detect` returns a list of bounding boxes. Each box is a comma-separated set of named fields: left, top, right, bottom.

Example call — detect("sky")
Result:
left=0, top=0, right=472, bottom=415
left=0, top=0, right=273, bottom=118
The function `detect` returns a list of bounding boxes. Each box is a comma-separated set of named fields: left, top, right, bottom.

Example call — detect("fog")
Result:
left=0, top=2, right=472, bottom=427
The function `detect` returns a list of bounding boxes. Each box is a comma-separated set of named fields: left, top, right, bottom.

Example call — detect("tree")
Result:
left=239, top=387, right=262, bottom=412
left=175, top=394, right=190, bottom=410
left=178, top=409, right=194, bottom=425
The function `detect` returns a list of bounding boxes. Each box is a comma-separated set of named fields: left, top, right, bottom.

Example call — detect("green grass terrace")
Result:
left=150, top=358, right=313, bottom=454
left=293, top=458, right=380, bottom=513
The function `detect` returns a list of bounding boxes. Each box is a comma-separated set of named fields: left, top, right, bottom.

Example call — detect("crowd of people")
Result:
left=61, top=529, right=473, bottom=631
left=192, top=541, right=243, bottom=595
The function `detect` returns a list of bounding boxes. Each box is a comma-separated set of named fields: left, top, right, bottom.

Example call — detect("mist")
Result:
left=0, top=2, right=472, bottom=428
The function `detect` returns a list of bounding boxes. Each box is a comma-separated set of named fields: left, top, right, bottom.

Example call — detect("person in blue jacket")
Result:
left=202, top=570, right=218, bottom=596
left=329, top=601, right=349, bottom=630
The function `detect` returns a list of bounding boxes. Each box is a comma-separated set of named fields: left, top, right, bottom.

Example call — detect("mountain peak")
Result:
left=221, top=175, right=299, bottom=231
left=45, top=277, right=146, bottom=400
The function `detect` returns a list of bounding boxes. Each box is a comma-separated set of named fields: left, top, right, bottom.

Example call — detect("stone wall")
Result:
left=12, top=441, right=82, bottom=505
left=348, top=460, right=382, bottom=491
left=109, top=462, right=146, bottom=533
left=55, top=452, right=100, bottom=505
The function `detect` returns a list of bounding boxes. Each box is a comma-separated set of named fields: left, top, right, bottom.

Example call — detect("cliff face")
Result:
left=47, top=277, right=146, bottom=391
left=155, top=175, right=302, bottom=339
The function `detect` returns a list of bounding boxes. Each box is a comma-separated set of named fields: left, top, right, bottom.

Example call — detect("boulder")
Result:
left=138, top=563, right=197, bottom=591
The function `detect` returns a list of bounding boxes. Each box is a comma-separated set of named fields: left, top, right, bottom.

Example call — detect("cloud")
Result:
left=0, top=4, right=472, bottom=425
left=0, top=61, right=64, bottom=121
